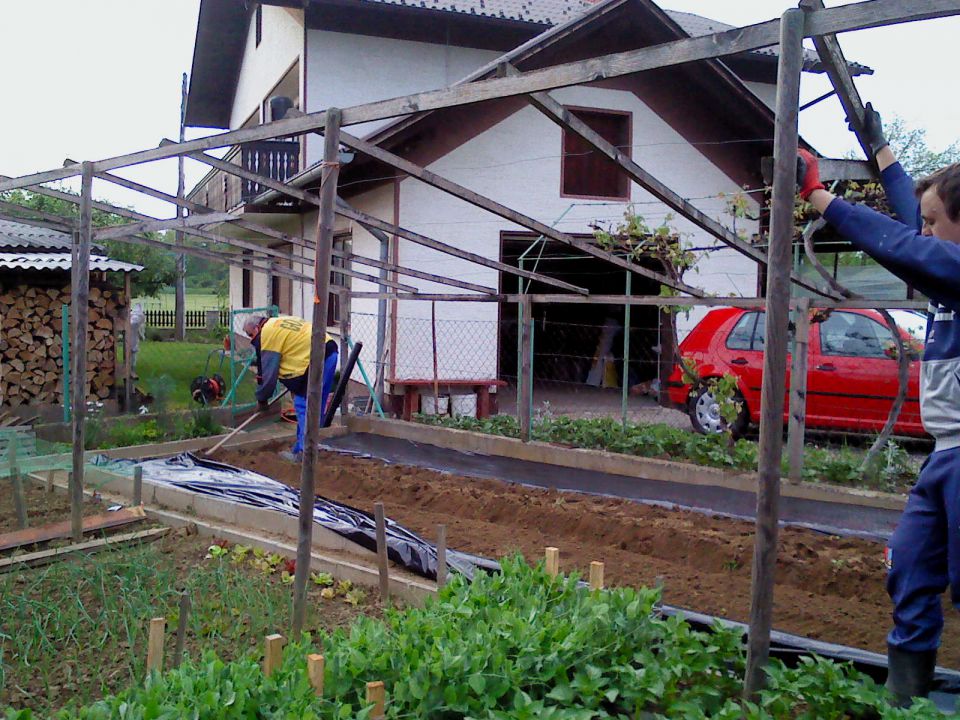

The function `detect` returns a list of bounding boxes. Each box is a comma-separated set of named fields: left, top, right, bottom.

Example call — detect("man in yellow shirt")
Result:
left=243, top=315, right=339, bottom=462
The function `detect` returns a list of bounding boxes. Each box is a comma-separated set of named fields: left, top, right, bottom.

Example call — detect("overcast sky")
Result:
left=1, top=1, right=957, bottom=218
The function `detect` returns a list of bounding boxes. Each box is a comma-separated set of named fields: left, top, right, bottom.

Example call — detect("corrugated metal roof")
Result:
left=0, top=253, right=142, bottom=274
left=355, top=0, right=587, bottom=25
left=0, top=219, right=73, bottom=252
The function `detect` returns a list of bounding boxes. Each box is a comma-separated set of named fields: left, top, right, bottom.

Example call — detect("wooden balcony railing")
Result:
left=191, top=140, right=300, bottom=212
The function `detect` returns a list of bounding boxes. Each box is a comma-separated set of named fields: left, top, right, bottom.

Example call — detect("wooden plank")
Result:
left=0, top=505, right=146, bottom=553
left=340, top=130, right=705, bottom=296
left=307, top=654, right=325, bottom=695
left=92, top=212, right=237, bottom=241
left=71, top=163, right=93, bottom=543
left=744, top=8, right=805, bottom=699
left=0, top=527, right=170, bottom=573
left=4, top=0, right=935, bottom=180
left=263, top=634, right=285, bottom=677
left=801, top=0, right=877, bottom=168
left=511, top=68, right=828, bottom=297
left=146, top=617, right=166, bottom=673
left=519, top=297, right=533, bottom=442
left=0, top=200, right=75, bottom=231
left=186, top=147, right=587, bottom=295
left=787, top=298, right=812, bottom=484
left=347, top=253, right=497, bottom=295
left=292, top=108, right=343, bottom=636
left=374, top=501, right=390, bottom=601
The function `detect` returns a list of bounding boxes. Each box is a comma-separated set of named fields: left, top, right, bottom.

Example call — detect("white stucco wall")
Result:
left=230, top=6, right=304, bottom=130
left=303, top=30, right=499, bottom=165
left=743, top=80, right=778, bottom=110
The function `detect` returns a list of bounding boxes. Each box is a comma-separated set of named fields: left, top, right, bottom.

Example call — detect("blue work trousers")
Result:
left=887, top=446, right=960, bottom=651
left=291, top=351, right=339, bottom=454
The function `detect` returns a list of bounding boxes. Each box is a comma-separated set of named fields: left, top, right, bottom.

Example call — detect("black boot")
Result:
left=886, top=645, right=937, bottom=707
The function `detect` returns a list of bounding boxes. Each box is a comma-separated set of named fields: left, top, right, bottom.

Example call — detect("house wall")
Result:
left=229, top=6, right=304, bottom=130
left=303, top=30, right=500, bottom=165
left=743, top=80, right=778, bottom=109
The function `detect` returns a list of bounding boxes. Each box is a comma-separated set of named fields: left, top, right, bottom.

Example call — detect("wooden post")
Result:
left=133, top=466, right=143, bottom=506
left=519, top=296, right=533, bottom=442
left=787, top=298, right=811, bottom=484
left=589, top=561, right=605, bottom=590
left=374, top=502, right=390, bottom=601
left=10, top=439, right=27, bottom=530
left=431, top=300, right=440, bottom=415
left=45, top=469, right=55, bottom=493
left=173, top=591, right=191, bottom=668
left=366, top=680, right=386, bottom=718
left=744, top=8, right=805, bottom=699
left=545, top=546, right=559, bottom=577
left=307, top=653, right=325, bottom=695
left=292, top=107, right=342, bottom=635
left=123, top=272, right=134, bottom=413
left=70, top=161, right=94, bottom=543
left=436, top=524, right=447, bottom=589
left=146, top=617, right=165, bottom=674
left=174, top=72, right=188, bottom=342
left=621, top=272, right=632, bottom=428
left=263, top=633, right=285, bottom=677
left=339, top=252, right=352, bottom=427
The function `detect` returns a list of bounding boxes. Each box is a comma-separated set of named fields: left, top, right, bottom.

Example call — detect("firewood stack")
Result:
left=0, top=283, right=123, bottom=407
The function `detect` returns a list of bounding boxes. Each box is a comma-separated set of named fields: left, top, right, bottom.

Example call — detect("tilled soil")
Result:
left=219, top=442, right=960, bottom=669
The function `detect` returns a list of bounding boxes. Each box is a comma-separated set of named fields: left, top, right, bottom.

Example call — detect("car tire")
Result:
left=688, top=384, right=749, bottom=438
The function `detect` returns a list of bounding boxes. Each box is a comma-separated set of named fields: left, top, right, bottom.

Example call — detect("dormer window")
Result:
left=255, top=4, right=262, bottom=47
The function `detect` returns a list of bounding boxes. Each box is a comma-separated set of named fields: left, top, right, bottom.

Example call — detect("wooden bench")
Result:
left=387, top=378, right=507, bottom=421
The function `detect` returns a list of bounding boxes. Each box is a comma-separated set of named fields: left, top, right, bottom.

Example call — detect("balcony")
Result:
left=190, top=140, right=300, bottom=212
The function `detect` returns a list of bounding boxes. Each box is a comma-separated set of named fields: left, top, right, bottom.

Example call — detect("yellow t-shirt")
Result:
left=259, top=316, right=331, bottom=379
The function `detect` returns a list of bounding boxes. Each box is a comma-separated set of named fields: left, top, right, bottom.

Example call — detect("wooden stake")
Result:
left=146, top=617, right=165, bottom=674
left=589, top=561, right=604, bottom=590
left=173, top=591, right=191, bottom=668
left=545, top=547, right=560, bottom=577
left=744, top=8, right=805, bottom=700
left=431, top=300, right=440, bottom=414
left=9, top=439, right=27, bottom=530
left=263, top=633, right=285, bottom=677
left=292, top=107, right=342, bottom=636
left=45, top=468, right=54, bottom=493
left=133, top=466, right=143, bottom=506
left=374, top=502, right=390, bottom=601
left=787, top=298, right=811, bottom=484
left=366, top=680, right=386, bottom=718
left=436, top=524, right=447, bottom=589
left=519, top=296, right=533, bottom=442
left=123, top=272, right=134, bottom=413
left=307, top=654, right=325, bottom=696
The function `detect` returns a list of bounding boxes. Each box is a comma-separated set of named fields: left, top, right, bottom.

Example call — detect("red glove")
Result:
left=797, top=149, right=825, bottom=201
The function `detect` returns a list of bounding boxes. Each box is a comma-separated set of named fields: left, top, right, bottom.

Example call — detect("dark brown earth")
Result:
left=220, top=442, right=960, bottom=669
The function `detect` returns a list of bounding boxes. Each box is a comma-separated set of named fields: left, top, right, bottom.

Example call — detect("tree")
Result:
left=0, top=188, right=178, bottom=298
left=883, top=116, right=960, bottom=177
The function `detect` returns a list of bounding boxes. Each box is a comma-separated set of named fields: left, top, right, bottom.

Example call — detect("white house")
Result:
left=184, top=0, right=871, bottom=406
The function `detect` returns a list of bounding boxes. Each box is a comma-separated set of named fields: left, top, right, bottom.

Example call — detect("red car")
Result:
left=667, top=307, right=925, bottom=437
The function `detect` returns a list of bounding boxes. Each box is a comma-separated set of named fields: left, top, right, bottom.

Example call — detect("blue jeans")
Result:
left=291, top=351, right=339, bottom=454
left=887, top=446, right=960, bottom=651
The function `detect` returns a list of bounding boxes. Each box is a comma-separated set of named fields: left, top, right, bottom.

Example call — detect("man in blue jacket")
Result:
left=797, top=104, right=960, bottom=705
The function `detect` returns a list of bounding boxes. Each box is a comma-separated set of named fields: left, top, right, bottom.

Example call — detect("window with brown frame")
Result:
left=561, top=108, right=631, bottom=200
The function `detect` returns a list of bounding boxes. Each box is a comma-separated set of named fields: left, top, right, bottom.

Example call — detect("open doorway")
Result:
left=498, top=234, right=668, bottom=397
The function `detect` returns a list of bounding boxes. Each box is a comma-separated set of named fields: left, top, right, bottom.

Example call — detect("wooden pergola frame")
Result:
left=1, top=0, right=954, bottom=696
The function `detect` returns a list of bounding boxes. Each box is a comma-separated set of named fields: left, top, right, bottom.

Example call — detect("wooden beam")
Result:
left=0, top=200, right=75, bottom=231
left=292, top=107, right=342, bottom=636
left=744, top=8, right=805, bottom=699
left=800, top=0, right=877, bottom=168
left=0, top=506, right=146, bottom=552
left=347, top=253, right=497, bottom=295
left=763, top=157, right=874, bottom=183
left=0, top=0, right=926, bottom=183
left=93, top=212, right=236, bottom=241
left=508, top=65, right=827, bottom=297
left=185, top=148, right=587, bottom=294
left=519, top=296, right=533, bottom=442
left=339, top=130, right=705, bottom=296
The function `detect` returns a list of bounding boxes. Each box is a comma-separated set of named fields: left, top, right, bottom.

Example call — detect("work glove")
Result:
left=851, top=101, right=888, bottom=154
left=257, top=400, right=271, bottom=413
left=796, top=149, right=825, bottom=201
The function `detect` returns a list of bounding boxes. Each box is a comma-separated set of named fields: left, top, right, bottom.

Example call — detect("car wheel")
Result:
left=688, top=384, right=749, bottom=438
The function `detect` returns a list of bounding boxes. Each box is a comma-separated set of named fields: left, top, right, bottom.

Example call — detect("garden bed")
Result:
left=218, top=441, right=960, bottom=670
left=0, top=523, right=382, bottom=715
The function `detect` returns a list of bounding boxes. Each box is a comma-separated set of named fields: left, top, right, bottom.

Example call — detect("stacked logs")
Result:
left=0, top=283, right=122, bottom=407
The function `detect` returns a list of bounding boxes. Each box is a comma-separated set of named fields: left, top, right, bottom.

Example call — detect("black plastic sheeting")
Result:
left=90, top=451, right=960, bottom=707
left=90, top=452, right=498, bottom=581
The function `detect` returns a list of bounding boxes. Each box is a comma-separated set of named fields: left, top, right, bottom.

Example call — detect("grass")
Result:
left=134, top=340, right=256, bottom=410
left=0, top=535, right=378, bottom=715
left=132, top=292, right=223, bottom=312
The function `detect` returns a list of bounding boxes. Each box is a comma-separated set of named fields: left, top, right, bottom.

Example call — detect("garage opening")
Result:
left=498, top=235, right=670, bottom=400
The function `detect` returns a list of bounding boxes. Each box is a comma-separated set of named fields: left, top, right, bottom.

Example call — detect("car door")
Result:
left=807, top=311, right=901, bottom=432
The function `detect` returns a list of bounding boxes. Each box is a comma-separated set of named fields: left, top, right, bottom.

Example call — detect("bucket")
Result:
left=421, top=394, right=450, bottom=416
left=450, top=393, right=478, bottom=418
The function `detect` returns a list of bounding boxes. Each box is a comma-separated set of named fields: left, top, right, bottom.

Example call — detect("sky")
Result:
left=0, top=1, right=958, bottom=219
